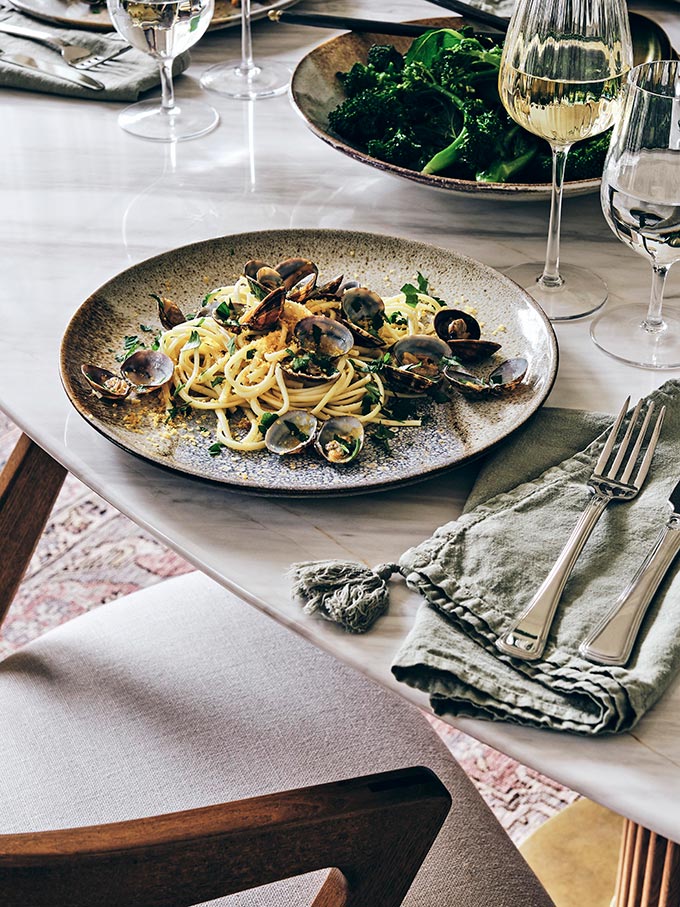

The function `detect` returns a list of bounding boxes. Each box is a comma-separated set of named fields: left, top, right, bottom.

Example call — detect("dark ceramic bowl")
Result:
left=290, top=14, right=672, bottom=202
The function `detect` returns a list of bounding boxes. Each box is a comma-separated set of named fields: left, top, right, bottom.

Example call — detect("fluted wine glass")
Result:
left=108, top=0, right=218, bottom=141
left=591, top=60, right=680, bottom=369
left=498, top=0, right=633, bottom=320
left=200, top=0, right=289, bottom=99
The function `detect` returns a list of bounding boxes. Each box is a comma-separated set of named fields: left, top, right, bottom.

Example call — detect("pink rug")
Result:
left=0, top=413, right=577, bottom=843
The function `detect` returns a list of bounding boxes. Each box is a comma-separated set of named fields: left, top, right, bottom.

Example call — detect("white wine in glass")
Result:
left=592, top=60, right=680, bottom=369
left=498, top=0, right=633, bottom=321
left=109, top=0, right=218, bottom=142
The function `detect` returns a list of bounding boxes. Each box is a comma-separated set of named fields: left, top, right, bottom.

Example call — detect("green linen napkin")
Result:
left=0, top=7, right=190, bottom=100
left=391, top=380, right=680, bottom=735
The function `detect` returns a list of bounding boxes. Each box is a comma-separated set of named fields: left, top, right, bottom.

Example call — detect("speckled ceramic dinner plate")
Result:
left=290, top=14, right=674, bottom=203
left=9, top=0, right=299, bottom=32
left=60, top=229, right=558, bottom=497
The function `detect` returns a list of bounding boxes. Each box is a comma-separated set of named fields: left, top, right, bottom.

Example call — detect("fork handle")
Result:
left=496, top=494, right=609, bottom=661
left=0, top=22, right=63, bottom=51
left=579, top=519, right=680, bottom=666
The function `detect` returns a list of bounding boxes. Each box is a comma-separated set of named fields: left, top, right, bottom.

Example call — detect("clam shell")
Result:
left=81, top=364, right=130, bottom=401
left=264, top=411, right=318, bottom=456
left=120, top=350, right=174, bottom=392
left=315, top=416, right=364, bottom=464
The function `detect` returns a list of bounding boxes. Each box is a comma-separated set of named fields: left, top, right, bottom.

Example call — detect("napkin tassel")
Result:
left=289, top=559, right=401, bottom=633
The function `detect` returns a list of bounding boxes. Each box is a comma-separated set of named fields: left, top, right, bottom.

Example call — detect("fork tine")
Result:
left=631, top=404, right=665, bottom=488
left=620, top=401, right=654, bottom=484
left=594, top=396, right=630, bottom=475
left=607, top=398, right=642, bottom=479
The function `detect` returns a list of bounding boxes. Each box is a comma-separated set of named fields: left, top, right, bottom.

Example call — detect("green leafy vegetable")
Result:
left=328, top=28, right=607, bottom=184
left=208, top=442, right=226, bottom=456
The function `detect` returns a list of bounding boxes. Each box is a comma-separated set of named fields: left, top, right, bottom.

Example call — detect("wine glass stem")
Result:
left=644, top=264, right=669, bottom=332
left=240, top=0, right=255, bottom=76
left=159, top=59, right=175, bottom=112
left=541, top=144, right=571, bottom=288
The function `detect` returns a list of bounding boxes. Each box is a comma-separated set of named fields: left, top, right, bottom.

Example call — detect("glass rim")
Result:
left=627, top=59, right=680, bottom=98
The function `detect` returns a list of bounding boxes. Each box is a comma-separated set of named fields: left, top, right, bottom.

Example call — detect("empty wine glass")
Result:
left=498, top=0, right=633, bottom=321
left=591, top=60, right=680, bottom=369
left=108, top=0, right=218, bottom=142
left=200, top=0, right=289, bottom=99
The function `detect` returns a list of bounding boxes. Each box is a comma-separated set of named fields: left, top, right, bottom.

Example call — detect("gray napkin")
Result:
left=392, top=380, right=680, bottom=735
left=0, top=7, right=190, bottom=100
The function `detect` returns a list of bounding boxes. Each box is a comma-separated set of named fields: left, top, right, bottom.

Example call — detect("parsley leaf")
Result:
left=182, top=330, right=201, bottom=352
left=208, top=442, right=226, bottom=457
left=400, top=282, right=420, bottom=308
left=211, top=375, right=225, bottom=387
left=139, top=323, right=154, bottom=333
left=283, top=420, right=309, bottom=442
left=258, top=412, right=279, bottom=435
left=116, top=335, right=145, bottom=362
left=370, top=424, right=398, bottom=455
left=361, top=379, right=382, bottom=415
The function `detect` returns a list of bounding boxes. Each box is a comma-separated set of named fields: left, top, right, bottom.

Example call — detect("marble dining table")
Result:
left=2, top=0, right=680, bottom=901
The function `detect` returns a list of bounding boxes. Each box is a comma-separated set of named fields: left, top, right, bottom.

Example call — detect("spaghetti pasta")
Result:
left=158, top=271, right=450, bottom=453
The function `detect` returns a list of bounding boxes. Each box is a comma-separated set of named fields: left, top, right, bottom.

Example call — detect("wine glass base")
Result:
left=200, top=60, right=290, bottom=99
left=118, top=98, right=219, bottom=142
left=505, top=262, right=607, bottom=322
left=590, top=303, right=680, bottom=370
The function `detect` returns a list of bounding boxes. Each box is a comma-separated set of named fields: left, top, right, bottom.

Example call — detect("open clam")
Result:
left=384, top=335, right=452, bottom=395
left=81, top=365, right=131, bottom=401
left=120, top=350, right=174, bottom=393
left=240, top=285, right=286, bottom=332
left=444, top=357, right=528, bottom=398
left=274, top=257, right=318, bottom=291
left=315, top=416, right=364, bottom=465
left=152, top=293, right=186, bottom=331
left=282, top=316, right=354, bottom=386
left=341, top=287, right=386, bottom=348
left=264, top=410, right=318, bottom=456
left=434, top=308, right=501, bottom=363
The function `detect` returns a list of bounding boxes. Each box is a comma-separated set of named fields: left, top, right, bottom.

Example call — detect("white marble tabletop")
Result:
left=1, top=0, right=680, bottom=842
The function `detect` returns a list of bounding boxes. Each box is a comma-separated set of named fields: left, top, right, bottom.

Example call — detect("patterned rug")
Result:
left=0, top=413, right=577, bottom=844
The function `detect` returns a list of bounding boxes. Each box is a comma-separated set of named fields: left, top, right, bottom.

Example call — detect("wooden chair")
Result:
left=0, top=439, right=554, bottom=907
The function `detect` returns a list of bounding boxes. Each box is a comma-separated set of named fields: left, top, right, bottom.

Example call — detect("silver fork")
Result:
left=495, top=397, right=666, bottom=662
left=0, top=21, right=130, bottom=69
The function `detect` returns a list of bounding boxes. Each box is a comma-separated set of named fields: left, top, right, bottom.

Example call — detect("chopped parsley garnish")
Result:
left=357, top=352, right=392, bottom=373
left=283, top=420, right=309, bottom=442
left=400, top=282, right=421, bottom=308
left=172, top=382, right=185, bottom=397
left=227, top=336, right=237, bottom=357
left=116, top=334, right=145, bottom=362
left=150, top=332, right=162, bottom=351
left=214, top=300, right=240, bottom=328
left=211, top=375, right=225, bottom=387
left=246, top=349, right=255, bottom=360
left=400, top=272, right=446, bottom=308
left=386, top=311, right=408, bottom=326
left=331, top=435, right=362, bottom=460
left=246, top=277, right=269, bottom=300
left=139, top=323, right=154, bottom=332
left=370, top=424, right=398, bottom=454
left=258, top=412, right=279, bottom=435
left=361, top=379, right=382, bottom=414
left=165, top=400, right=191, bottom=422
left=208, top=442, right=226, bottom=457
left=181, top=330, right=201, bottom=352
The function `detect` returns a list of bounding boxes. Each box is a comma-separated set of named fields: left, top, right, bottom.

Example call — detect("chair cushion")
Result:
left=0, top=572, right=552, bottom=907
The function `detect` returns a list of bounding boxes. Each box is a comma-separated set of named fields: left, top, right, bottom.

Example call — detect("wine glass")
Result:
left=591, top=60, right=680, bottom=369
left=498, top=0, right=633, bottom=321
left=108, top=0, right=219, bottom=142
left=200, top=0, right=289, bottom=100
